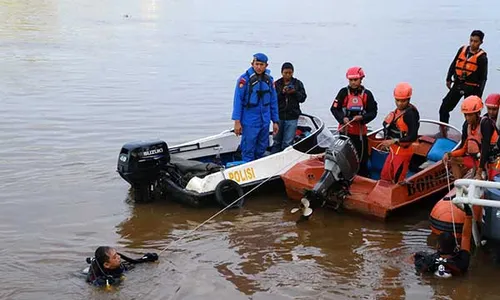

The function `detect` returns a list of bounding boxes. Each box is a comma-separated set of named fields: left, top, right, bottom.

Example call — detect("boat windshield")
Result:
left=292, top=114, right=336, bottom=154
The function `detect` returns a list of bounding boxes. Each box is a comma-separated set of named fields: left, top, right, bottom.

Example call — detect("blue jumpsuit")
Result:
left=232, top=67, right=279, bottom=162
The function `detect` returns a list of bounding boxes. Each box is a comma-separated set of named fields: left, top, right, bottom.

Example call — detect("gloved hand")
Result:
left=141, top=253, right=159, bottom=262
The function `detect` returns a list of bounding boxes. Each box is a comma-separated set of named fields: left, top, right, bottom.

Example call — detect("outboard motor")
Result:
left=292, top=135, right=359, bottom=218
left=117, top=140, right=169, bottom=202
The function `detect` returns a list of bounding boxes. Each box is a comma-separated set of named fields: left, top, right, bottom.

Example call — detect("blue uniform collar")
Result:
left=247, top=67, right=270, bottom=76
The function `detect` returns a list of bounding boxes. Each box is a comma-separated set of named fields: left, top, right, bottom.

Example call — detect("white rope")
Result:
left=157, top=120, right=357, bottom=255
left=444, top=161, right=460, bottom=250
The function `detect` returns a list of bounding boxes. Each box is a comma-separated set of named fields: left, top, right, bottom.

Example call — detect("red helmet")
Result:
left=393, top=82, right=412, bottom=100
left=346, top=66, right=365, bottom=80
left=485, top=93, right=500, bottom=108
left=461, top=95, right=483, bottom=114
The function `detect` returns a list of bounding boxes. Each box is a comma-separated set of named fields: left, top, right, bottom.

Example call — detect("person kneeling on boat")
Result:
left=85, top=246, right=158, bottom=287
left=482, top=94, right=500, bottom=179
left=413, top=205, right=473, bottom=277
left=442, top=96, right=487, bottom=180
left=331, top=66, right=378, bottom=177
left=377, top=82, right=420, bottom=183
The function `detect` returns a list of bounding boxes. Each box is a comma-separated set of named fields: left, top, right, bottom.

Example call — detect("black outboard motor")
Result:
left=293, top=135, right=359, bottom=218
left=117, top=140, right=169, bottom=202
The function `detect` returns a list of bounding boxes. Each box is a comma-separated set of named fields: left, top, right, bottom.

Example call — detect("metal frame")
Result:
left=453, top=179, right=500, bottom=208
left=452, top=179, right=500, bottom=246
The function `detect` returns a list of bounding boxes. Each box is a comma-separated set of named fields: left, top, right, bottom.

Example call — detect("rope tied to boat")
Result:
left=157, top=120, right=357, bottom=255
left=397, top=170, right=454, bottom=186
left=444, top=161, right=460, bottom=251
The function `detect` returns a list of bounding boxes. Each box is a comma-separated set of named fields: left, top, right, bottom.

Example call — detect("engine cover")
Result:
left=324, top=135, right=359, bottom=181
left=117, top=140, right=169, bottom=186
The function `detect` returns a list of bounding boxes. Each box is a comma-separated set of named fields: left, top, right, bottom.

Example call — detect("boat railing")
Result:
left=169, top=142, right=220, bottom=154
left=452, top=179, right=500, bottom=246
left=453, top=179, right=500, bottom=208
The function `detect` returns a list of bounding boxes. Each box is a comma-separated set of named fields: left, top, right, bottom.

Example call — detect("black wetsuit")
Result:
left=86, top=253, right=158, bottom=286
left=414, top=250, right=470, bottom=276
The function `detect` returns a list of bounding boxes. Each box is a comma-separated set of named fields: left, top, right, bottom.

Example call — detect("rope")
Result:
left=157, top=120, right=357, bottom=255
left=399, top=171, right=453, bottom=186
left=444, top=161, right=460, bottom=250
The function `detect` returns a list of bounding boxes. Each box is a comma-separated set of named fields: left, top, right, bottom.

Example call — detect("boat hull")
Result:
left=282, top=119, right=464, bottom=219
left=282, top=158, right=455, bottom=218
left=119, top=114, right=333, bottom=206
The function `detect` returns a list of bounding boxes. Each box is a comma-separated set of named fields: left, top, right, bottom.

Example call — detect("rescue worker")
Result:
left=413, top=205, right=472, bottom=277
left=232, top=53, right=279, bottom=162
left=271, top=62, right=307, bottom=153
left=85, top=246, right=158, bottom=287
left=378, top=82, right=420, bottom=183
left=331, top=66, right=378, bottom=177
left=442, top=96, right=485, bottom=180
left=439, top=30, right=488, bottom=124
left=480, top=94, right=500, bottom=180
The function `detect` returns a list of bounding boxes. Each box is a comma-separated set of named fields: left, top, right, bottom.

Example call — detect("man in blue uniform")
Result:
left=232, top=53, right=279, bottom=161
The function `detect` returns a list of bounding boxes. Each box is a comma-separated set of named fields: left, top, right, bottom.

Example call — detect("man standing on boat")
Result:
left=232, top=53, right=279, bottom=162
left=271, top=62, right=307, bottom=153
left=331, top=66, right=378, bottom=177
left=439, top=30, right=488, bottom=124
left=378, top=82, right=420, bottom=183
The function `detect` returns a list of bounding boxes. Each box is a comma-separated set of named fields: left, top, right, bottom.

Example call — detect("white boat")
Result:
left=116, top=114, right=335, bottom=207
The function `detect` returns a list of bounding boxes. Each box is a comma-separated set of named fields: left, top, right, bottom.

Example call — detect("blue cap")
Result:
left=253, top=53, right=268, bottom=63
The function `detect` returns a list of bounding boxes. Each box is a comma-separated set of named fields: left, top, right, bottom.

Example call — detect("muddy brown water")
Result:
left=1, top=0, right=500, bottom=299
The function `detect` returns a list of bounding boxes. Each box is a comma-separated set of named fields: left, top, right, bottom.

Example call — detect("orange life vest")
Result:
left=455, top=46, right=485, bottom=86
left=489, top=157, right=500, bottom=180
left=384, top=104, right=418, bottom=148
left=466, top=117, right=499, bottom=154
left=338, top=88, right=368, bottom=135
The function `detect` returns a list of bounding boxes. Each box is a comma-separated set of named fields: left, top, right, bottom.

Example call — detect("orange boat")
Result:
left=281, top=119, right=464, bottom=219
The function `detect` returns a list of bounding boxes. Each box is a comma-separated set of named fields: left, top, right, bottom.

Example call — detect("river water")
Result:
left=1, top=0, right=500, bottom=299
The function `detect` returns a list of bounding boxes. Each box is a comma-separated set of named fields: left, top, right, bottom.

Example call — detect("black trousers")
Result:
left=347, top=133, right=369, bottom=177
left=439, top=82, right=481, bottom=124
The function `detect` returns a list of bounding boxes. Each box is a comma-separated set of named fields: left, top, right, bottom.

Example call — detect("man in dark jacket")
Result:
left=439, top=30, right=488, bottom=124
left=271, top=62, right=307, bottom=153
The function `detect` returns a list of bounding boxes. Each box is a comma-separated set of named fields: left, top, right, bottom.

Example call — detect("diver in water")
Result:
left=413, top=204, right=473, bottom=277
left=85, top=246, right=159, bottom=287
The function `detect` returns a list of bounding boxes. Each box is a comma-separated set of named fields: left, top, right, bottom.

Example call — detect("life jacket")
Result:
left=466, top=117, right=499, bottom=155
left=383, top=104, right=419, bottom=148
left=338, top=87, right=368, bottom=135
left=489, top=156, right=500, bottom=180
left=245, top=70, right=273, bottom=108
left=455, top=46, right=485, bottom=86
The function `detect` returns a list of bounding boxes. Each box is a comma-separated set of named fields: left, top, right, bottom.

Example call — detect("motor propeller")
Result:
left=290, top=197, right=314, bottom=218
left=289, top=135, right=359, bottom=222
